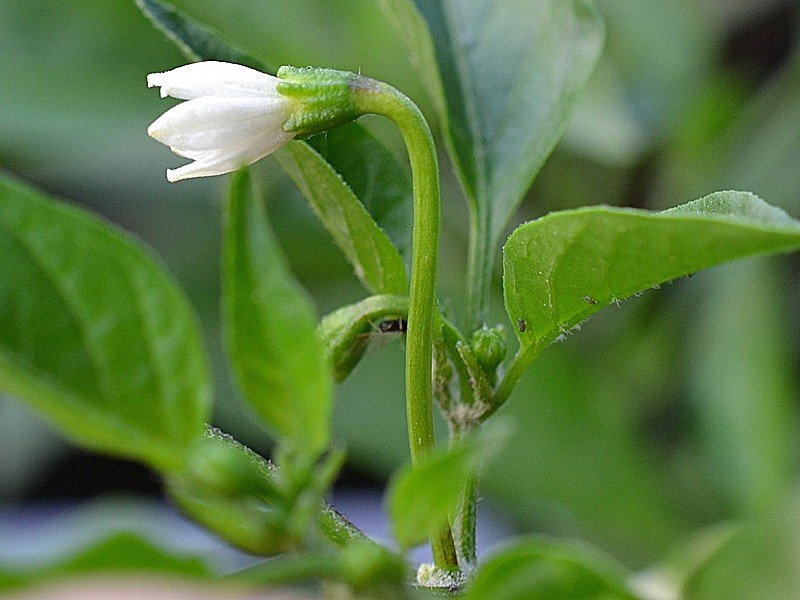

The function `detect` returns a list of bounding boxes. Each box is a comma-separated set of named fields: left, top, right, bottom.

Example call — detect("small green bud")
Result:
left=277, top=66, right=363, bottom=137
left=470, top=325, right=507, bottom=373
left=318, top=295, right=408, bottom=382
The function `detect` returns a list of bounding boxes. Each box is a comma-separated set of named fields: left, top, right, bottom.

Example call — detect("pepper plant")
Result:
left=1, top=0, right=800, bottom=597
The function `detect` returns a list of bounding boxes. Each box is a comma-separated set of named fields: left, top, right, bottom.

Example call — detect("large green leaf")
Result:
left=223, top=169, right=331, bottom=456
left=464, top=538, right=637, bottom=600
left=501, top=191, right=800, bottom=390
left=138, top=0, right=409, bottom=295
left=0, top=173, right=210, bottom=471
left=379, top=0, right=604, bottom=300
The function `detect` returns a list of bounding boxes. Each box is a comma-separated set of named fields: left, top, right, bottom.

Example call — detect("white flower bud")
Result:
left=147, top=61, right=296, bottom=182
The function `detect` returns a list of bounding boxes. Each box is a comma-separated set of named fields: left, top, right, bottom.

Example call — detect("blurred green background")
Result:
left=1, top=0, right=799, bottom=572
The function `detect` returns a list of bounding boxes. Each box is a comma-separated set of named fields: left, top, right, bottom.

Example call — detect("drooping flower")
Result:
left=147, top=61, right=296, bottom=182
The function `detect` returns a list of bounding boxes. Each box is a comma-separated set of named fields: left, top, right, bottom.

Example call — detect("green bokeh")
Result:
left=1, top=0, right=799, bottom=582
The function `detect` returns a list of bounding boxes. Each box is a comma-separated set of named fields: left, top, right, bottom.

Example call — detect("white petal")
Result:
left=147, top=96, right=290, bottom=152
left=165, top=126, right=295, bottom=182
left=147, top=61, right=280, bottom=100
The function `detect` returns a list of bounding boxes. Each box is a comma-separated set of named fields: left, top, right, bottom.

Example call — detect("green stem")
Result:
left=353, top=79, right=458, bottom=572
left=466, top=208, right=492, bottom=333
left=448, top=418, right=478, bottom=571
left=455, top=476, right=478, bottom=569
left=489, top=342, right=544, bottom=419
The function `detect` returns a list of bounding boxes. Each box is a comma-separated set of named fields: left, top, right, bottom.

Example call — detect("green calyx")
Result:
left=278, top=66, right=363, bottom=137
left=470, top=325, right=507, bottom=375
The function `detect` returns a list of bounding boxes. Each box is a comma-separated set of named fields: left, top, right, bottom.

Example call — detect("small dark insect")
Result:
left=379, top=318, right=408, bottom=333
left=517, top=318, right=527, bottom=333
left=582, top=295, right=597, bottom=305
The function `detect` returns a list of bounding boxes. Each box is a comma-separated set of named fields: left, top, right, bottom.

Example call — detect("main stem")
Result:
left=353, top=79, right=459, bottom=571
left=465, top=207, right=491, bottom=333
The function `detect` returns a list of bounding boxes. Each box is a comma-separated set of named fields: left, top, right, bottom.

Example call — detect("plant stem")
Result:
left=454, top=476, right=478, bottom=569
left=466, top=208, right=491, bottom=334
left=489, top=341, right=545, bottom=419
left=353, top=78, right=459, bottom=571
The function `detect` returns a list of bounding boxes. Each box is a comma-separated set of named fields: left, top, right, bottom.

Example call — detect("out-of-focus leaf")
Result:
left=386, top=423, right=508, bottom=549
left=633, top=524, right=736, bottom=599
left=707, top=56, right=800, bottom=213
left=275, top=142, right=408, bottom=295
left=463, top=537, right=638, bottom=600
left=223, top=170, right=330, bottom=456
left=167, top=477, right=292, bottom=557
left=0, top=173, right=210, bottom=472
left=168, top=427, right=365, bottom=555
left=483, top=343, right=686, bottom=565
left=0, top=532, right=211, bottom=593
left=379, top=0, right=603, bottom=252
left=687, top=260, right=797, bottom=513
left=655, top=56, right=800, bottom=212
left=684, top=510, right=800, bottom=600
left=0, top=400, right=65, bottom=498
left=502, top=191, right=800, bottom=386
left=561, top=60, right=650, bottom=166
left=592, top=0, right=713, bottom=133
left=138, top=0, right=410, bottom=294
left=136, top=0, right=268, bottom=70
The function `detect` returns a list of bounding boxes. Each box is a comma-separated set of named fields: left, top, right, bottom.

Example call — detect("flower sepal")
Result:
left=277, top=66, right=363, bottom=138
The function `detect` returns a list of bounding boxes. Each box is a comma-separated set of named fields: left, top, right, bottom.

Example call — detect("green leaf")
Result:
left=138, top=0, right=410, bottom=295
left=0, top=532, right=211, bottom=593
left=275, top=141, right=408, bottom=295
left=386, top=423, right=508, bottom=549
left=0, top=173, right=210, bottom=472
left=223, top=169, right=331, bottom=456
left=502, top=191, right=800, bottom=382
left=307, top=127, right=412, bottom=261
left=464, top=538, right=637, bottom=600
left=378, top=0, right=604, bottom=247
